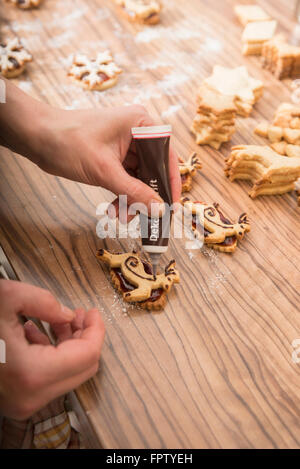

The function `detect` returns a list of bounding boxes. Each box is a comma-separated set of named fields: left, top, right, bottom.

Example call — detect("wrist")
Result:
left=0, top=79, right=54, bottom=165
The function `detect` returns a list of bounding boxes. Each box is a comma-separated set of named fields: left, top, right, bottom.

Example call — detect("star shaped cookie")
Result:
left=204, top=65, right=263, bottom=116
left=113, top=0, right=162, bottom=25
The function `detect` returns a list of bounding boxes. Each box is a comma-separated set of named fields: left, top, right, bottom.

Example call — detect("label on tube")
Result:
left=131, top=125, right=173, bottom=255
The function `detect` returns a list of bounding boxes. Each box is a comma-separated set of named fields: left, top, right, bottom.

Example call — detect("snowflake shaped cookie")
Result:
left=68, top=51, right=122, bottom=91
left=6, top=0, right=41, bottom=9
left=0, top=38, right=32, bottom=78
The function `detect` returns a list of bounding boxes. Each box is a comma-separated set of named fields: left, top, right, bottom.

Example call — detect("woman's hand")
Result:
left=0, top=279, right=105, bottom=420
left=0, top=80, right=181, bottom=217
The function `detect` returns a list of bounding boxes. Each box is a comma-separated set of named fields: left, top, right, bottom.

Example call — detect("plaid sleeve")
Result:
left=1, top=396, right=81, bottom=449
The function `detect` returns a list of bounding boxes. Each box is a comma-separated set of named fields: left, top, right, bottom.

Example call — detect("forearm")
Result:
left=0, top=78, right=52, bottom=164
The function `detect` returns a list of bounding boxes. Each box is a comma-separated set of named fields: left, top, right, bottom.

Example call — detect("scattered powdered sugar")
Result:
left=17, top=80, right=34, bottom=93
left=64, top=99, right=85, bottom=110
left=96, top=7, right=111, bottom=21
left=201, top=247, right=232, bottom=290
left=188, top=251, right=194, bottom=261
left=135, top=22, right=203, bottom=44
left=10, top=19, right=43, bottom=33
left=137, top=58, right=171, bottom=70
left=80, top=39, right=110, bottom=53
left=157, top=71, right=190, bottom=96
left=48, top=6, right=88, bottom=29
left=132, top=85, right=163, bottom=104
left=21, top=36, right=42, bottom=50
left=202, top=37, right=223, bottom=53
left=135, top=27, right=163, bottom=43
left=47, top=31, right=75, bottom=49
left=59, top=83, right=86, bottom=95
left=161, top=104, right=182, bottom=118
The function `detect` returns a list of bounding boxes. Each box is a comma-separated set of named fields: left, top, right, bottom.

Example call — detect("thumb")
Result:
left=107, top=163, right=165, bottom=216
left=1, top=280, right=75, bottom=324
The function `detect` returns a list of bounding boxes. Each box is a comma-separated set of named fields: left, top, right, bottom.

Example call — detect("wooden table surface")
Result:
left=1, top=0, right=300, bottom=449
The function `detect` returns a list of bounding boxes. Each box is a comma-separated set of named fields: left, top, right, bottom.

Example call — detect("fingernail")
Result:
left=73, top=330, right=82, bottom=339
left=24, top=320, right=35, bottom=329
left=148, top=199, right=165, bottom=217
left=61, top=305, right=76, bottom=321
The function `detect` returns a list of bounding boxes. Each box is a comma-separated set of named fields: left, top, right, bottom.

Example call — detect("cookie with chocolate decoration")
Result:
left=113, top=0, right=162, bottom=25
left=181, top=197, right=250, bottom=253
left=0, top=38, right=32, bottom=78
left=68, top=51, right=122, bottom=91
left=179, top=153, right=202, bottom=192
left=97, top=249, right=180, bottom=310
left=225, top=145, right=300, bottom=198
left=5, top=0, right=41, bottom=9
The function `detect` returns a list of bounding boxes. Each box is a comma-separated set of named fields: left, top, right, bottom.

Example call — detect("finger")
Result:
left=122, top=104, right=155, bottom=135
left=30, top=309, right=105, bottom=383
left=71, top=308, right=85, bottom=334
left=51, top=307, right=85, bottom=343
left=73, top=330, right=82, bottom=339
left=169, top=145, right=182, bottom=204
left=1, top=280, right=75, bottom=324
left=38, top=362, right=100, bottom=411
left=51, top=322, right=73, bottom=344
left=110, top=197, right=136, bottom=224
left=105, top=162, right=165, bottom=217
left=24, top=320, right=51, bottom=346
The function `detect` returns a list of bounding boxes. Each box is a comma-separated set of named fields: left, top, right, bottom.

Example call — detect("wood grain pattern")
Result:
left=0, top=0, right=300, bottom=449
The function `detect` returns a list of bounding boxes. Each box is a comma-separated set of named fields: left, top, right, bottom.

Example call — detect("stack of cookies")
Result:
left=234, top=4, right=271, bottom=26
left=261, top=35, right=300, bottom=79
left=255, top=103, right=300, bottom=158
left=191, top=85, right=237, bottom=150
left=242, top=19, right=277, bottom=56
left=225, top=145, right=300, bottom=198
left=234, top=4, right=277, bottom=56
left=191, top=65, right=263, bottom=149
left=203, top=65, right=264, bottom=117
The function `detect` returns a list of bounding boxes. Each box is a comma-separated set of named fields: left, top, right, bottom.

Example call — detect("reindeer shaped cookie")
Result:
left=179, top=153, right=202, bottom=192
left=97, top=249, right=180, bottom=307
left=181, top=197, right=250, bottom=252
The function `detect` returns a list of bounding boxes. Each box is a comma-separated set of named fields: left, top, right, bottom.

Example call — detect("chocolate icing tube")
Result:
left=131, top=125, right=173, bottom=276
